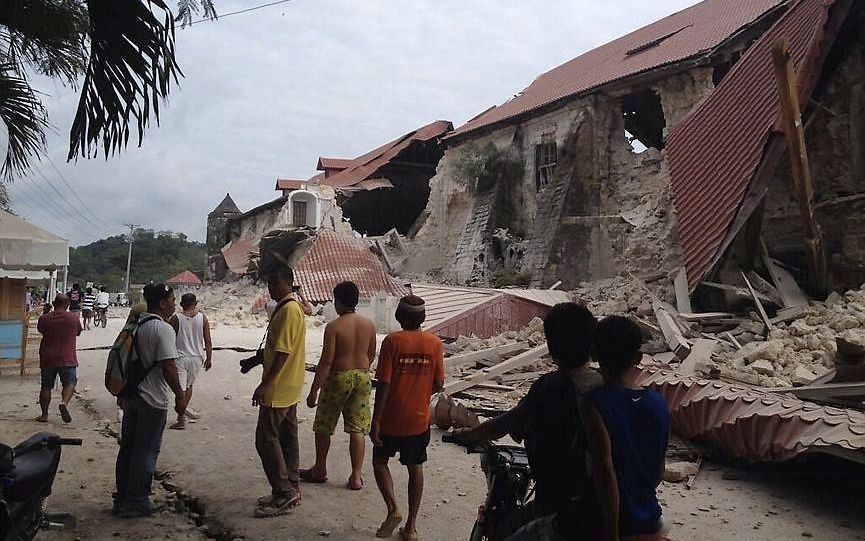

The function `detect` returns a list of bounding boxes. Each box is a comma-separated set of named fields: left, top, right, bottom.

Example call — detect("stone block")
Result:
left=750, top=359, right=776, bottom=376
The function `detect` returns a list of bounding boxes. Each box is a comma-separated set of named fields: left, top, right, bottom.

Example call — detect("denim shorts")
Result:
left=41, top=366, right=78, bottom=389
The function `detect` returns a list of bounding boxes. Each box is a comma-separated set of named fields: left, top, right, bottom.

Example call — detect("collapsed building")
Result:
left=408, top=0, right=865, bottom=301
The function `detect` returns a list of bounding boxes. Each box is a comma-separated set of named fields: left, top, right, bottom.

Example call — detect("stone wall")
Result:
left=409, top=67, right=716, bottom=288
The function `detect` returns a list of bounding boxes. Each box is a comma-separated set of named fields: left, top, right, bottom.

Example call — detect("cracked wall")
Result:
left=409, top=67, right=718, bottom=288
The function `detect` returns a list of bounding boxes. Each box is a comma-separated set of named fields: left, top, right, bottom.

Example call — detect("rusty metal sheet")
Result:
left=636, top=367, right=865, bottom=462
left=449, top=0, right=786, bottom=140
left=667, top=0, right=847, bottom=287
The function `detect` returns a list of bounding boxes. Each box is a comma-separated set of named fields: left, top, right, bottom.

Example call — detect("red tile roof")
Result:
left=294, top=231, right=409, bottom=304
left=275, top=179, right=308, bottom=191
left=221, top=238, right=260, bottom=276
left=319, top=120, right=453, bottom=189
left=165, top=270, right=202, bottom=286
left=667, top=0, right=847, bottom=287
left=448, top=0, right=786, bottom=140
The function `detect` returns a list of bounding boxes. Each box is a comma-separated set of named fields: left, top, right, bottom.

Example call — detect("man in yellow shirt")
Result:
left=252, top=266, right=307, bottom=517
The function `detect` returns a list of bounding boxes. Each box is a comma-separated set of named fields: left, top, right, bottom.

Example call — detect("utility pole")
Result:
left=124, top=223, right=139, bottom=293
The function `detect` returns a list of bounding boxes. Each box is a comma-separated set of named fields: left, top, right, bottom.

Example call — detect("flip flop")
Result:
left=376, top=512, right=403, bottom=538
left=299, top=468, right=327, bottom=483
left=59, top=404, right=72, bottom=423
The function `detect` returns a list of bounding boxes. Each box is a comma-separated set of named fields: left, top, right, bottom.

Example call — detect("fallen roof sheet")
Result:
left=221, top=238, right=259, bottom=276
left=412, top=284, right=498, bottom=332
left=448, top=0, right=786, bottom=140
left=294, top=231, right=408, bottom=304
left=495, top=288, right=572, bottom=307
left=319, top=120, right=452, bottom=189
left=668, top=0, right=849, bottom=287
left=637, top=366, right=865, bottom=463
left=165, top=270, right=202, bottom=286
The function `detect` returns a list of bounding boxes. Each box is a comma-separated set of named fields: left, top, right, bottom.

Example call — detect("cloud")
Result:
left=7, top=0, right=697, bottom=247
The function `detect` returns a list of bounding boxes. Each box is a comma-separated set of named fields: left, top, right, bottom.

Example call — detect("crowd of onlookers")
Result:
left=35, top=268, right=671, bottom=541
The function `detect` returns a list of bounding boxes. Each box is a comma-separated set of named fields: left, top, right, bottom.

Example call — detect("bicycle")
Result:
left=93, top=306, right=108, bottom=328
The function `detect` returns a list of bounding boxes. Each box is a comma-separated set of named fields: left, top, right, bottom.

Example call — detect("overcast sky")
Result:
left=7, top=0, right=697, bottom=247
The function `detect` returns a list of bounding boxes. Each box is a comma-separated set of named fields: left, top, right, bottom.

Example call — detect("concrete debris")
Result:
left=663, top=461, right=700, bottom=483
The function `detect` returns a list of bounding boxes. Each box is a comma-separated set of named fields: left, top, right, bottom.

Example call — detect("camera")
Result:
left=239, top=350, right=264, bottom=373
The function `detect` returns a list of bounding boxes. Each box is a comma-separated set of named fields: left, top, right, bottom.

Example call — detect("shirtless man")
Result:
left=302, top=281, right=376, bottom=490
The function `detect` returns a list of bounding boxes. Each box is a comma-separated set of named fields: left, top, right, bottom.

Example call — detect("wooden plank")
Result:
left=741, top=272, right=773, bottom=332
left=761, top=241, right=810, bottom=308
left=445, top=345, right=549, bottom=395
left=630, top=315, right=661, bottom=337
left=473, top=383, right=516, bottom=392
left=445, top=343, right=526, bottom=370
left=653, top=301, right=691, bottom=359
left=499, top=370, right=547, bottom=383
left=674, top=269, right=693, bottom=314
left=702, top=281, right=776, bottom=306
left=767, top=382, right=865, bottom=400
left=679, top=312, right=737, bottom=322
left=724, top=332, right=743, bottom=350
left=747, top=271, right=783, bottom=307
left=770, top=306, right=806, bottom=325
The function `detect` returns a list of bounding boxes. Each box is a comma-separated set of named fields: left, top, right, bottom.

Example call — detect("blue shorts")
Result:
left=41, top=367, right=78, bottom=389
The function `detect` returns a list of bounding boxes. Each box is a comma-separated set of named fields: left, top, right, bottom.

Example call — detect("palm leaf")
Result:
left=0, top=66, right=49, bottom=180
left=68, top=0, right=182, bottom=160
left=175, top=0, right=218, bottom=27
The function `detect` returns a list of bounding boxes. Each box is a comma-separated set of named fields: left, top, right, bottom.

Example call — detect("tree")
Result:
left=0, top=0, right=216, bottom=186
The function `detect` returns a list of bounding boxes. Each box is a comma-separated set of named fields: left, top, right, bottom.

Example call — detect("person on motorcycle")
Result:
left=452, top=302, right=602, bottom=539
left=580, top=316, right=670, bottom=541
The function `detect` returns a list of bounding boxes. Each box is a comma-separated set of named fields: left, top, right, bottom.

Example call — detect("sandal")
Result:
left=254, top=489, right=301, bottom=518
left=376, top=512, right=402, bottom=538
left=59, top=404, right=72, bottom=423
left=299, top=468, right=327, bottom=483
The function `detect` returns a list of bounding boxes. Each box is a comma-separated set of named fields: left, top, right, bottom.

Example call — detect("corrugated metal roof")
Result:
left=319, top=120, right=453, bottom=189
left=449, top=0, right=786, bottom=140
left=412, top=283, right=498, bottom=331
left=668, top=0, right=844, bottom=287
left=317, top=157, right=354, bottom=171
left=294, top=231, right=408, bottom=304
left=165, top=270, right=202, bottom=286
left=495, top=288, right=572, bottom=307
left=637, top=366, right=865, bottom=462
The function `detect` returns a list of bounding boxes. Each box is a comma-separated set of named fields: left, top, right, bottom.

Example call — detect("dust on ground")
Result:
left=2, top=318, right=865, bottom=540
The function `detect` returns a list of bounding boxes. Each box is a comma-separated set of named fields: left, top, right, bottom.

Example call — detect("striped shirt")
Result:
left=81, top=293, right=96, bottom=311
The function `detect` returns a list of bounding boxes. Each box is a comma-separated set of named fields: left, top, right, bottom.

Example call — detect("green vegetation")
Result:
left=491, top=269, right=532, bottom=288
left=452, top=141, right=523, bottom=193
left=69, top=229, right=205, bottom=290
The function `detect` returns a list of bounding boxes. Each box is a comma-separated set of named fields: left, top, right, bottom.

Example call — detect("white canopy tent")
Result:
left=0, top=209, right=69, bottom=271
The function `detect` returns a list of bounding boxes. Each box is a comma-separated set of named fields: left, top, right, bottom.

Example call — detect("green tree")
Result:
left=0, top=0, right=216, bottom=188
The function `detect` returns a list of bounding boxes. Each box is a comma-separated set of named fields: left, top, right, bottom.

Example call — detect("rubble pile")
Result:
left=572, top=276, right=662, bottom=316
left=705, top=286, right=865, bottom=387
left=195, top=278, right=270, bottom=329
left=445, top=317, right=545, bottom=355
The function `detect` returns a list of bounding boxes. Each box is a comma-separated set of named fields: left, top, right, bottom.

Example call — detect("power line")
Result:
left=31, top=163, right=114, bottom=235
left=14, top=174, right=90, bottom=237
left=188, top=0, right=293, bottom=25
left=44, top=155, right=115, bottom=230
left=6, top=184, right=75, bottom=238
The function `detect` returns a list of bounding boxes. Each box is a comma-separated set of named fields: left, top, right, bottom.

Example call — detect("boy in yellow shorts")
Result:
left=303, top=282, right=376, bottom=490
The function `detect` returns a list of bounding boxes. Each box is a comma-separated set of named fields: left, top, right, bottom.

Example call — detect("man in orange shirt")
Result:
left=370, top=295, right=444, bottom=541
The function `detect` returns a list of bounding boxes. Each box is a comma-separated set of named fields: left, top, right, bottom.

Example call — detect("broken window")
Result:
left=622, top=90, right=666, bottom=151
left=535, top=137, right=557, bottom=191
left=292, top=200, right=308, bottom=227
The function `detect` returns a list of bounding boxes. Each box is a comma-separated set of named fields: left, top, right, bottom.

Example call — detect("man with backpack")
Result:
left=113, top=283, right=187, bottom=518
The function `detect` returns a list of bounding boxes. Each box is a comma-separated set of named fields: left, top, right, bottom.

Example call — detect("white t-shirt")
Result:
left=135, top=315, right=179, bottom=410
left=96, top=291, right=110, bottom=307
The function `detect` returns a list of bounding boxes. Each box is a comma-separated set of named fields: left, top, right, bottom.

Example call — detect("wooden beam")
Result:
left=741, top=272, right=773, bottom=332
left=653, top=301, right=691, bottom=359
left=674, top=269, right=693, bottom=314
left=760, top=242, right=810, bottom=308
left=445, top=345, right=549, bottom=395
left=767, top=382, right=865, bottom=401
left=445, top=343, right=527, bottom=370
left=771, top=37, right=827, bottom=296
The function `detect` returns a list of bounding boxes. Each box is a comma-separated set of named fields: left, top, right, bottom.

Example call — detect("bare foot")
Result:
left=399, top=526, right=418, bottom=541
left=299, top=467, right=327, bottom=483
left=347, top=475, right=363, bottom=490
left=376, top=511, right=402, bottom=538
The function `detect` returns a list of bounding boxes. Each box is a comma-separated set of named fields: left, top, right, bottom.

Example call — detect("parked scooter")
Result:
left=442, top=433, right=534, bottom=541
left=0, top=433, right=82, bottom=541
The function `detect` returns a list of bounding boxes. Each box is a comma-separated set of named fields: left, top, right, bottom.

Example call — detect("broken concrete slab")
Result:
left=663, top=461, right=700, bottom=483
left=679, top=339, right=717, bottom=376
left=444, top=344, right=549, bottom=395
left=751, top=359, right=776, bottom=376
left=792, top=365, right=819, bottom=386
left=653, top=301, right=692, bottom=359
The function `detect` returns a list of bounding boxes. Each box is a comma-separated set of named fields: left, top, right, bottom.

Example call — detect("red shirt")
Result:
left=375, top=330, right=445, bottom=436
left=37, top=310, right=82, bottom=368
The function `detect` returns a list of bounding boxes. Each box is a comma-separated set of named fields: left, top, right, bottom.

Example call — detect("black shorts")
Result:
left=374, top=430, right=431, bottom=465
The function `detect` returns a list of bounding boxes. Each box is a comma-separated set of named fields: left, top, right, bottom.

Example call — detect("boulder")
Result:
left=792, top=365, right=818, bottom=386
left=662, top=461, right=700, bottom=483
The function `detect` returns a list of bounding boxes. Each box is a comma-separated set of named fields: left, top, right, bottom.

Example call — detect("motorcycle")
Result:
left=442, top=433, right=534, bottom=541
left=0, top=433, right=82, bottom=541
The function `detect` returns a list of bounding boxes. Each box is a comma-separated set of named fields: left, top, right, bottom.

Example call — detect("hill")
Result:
left=69, top=229, right=206, bottom=290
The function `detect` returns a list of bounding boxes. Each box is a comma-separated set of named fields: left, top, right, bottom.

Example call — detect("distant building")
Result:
left=205, top=194, right=241, bottom=281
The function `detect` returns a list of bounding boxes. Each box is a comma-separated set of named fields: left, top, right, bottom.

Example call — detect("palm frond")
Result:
left=0, top=182, right=10, bottom=211
left=68, top=0, right=182, bottom=160
left=0, top=66, right=48, bottom=180
left=0, top=0, right=89, bottom=84
left=175, top=0, right=218, bottom=27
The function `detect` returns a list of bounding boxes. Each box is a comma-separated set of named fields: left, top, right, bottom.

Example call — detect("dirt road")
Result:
left=2, top=318, right=865, bottom=540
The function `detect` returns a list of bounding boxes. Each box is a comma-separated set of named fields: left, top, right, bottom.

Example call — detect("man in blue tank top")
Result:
left=581, top=316, right=670, bottom=541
